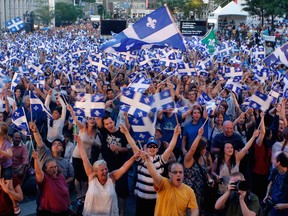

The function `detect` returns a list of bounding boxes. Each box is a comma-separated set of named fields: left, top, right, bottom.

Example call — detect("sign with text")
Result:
left=180, top=20, right=207, bottom=37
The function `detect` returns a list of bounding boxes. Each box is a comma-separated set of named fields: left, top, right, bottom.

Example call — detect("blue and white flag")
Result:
left=264, top=42, right=288, bottom=67
left=37, top=73, right=45, bottom=90
left=249, top=91, right=273, bottom=111
left=129, top=75, right=151, bottom=93
left=74, top=93, right=105, bottom=117
left=225, top=66, right=243, bottom=82
left=206, top=100, right=216, bottom=117
left=5, top=17, right=25, bottom=33
left=120, top=88, right=153, bottom=117
left=29, top=91, right=52, bottom=118
left=11, top=72, right=23, bottom=93
left=198, top=92, right=211, bottom=105
left=128, top=114, right=156, bottom=142
left=100, top=6, right=186, bottom=52
left=224, top=80, right=242, bottom=96
left=177, top=62, right=197, bottom=76
left=12, top=107, right=30, bottom=136
left=152, top=89, right=174, bottom=110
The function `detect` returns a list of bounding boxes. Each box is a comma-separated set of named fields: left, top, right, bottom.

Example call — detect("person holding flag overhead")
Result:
left=120, top=124, right=181, bottom=216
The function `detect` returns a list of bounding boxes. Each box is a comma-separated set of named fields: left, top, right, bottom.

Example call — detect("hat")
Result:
left=146, top=138, right=158, bottom=146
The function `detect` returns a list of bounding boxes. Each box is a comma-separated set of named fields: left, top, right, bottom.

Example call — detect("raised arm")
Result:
left=162, top=125, right=181, bottom=162
left=75, top=135, right=93, bottom=178
left=67, top=104, right=85, bottom=129
left=184, top=127, right=204, bottom=169
left=236, top=130, right=259, bottom=162
left=142, top=151, right=162, bottom=188
left=110, top=153, right=138, bottom=181
left=56, top=94, right=66, bottom=121
left=120, top=124, right=140, bottom=155
left=32, top=151, right=44, bottom=183
left=256, top=112, right=265, bottom=147
left=44, top=90, right=52, bottom=111
left=29, top=122, right=44, bottom=147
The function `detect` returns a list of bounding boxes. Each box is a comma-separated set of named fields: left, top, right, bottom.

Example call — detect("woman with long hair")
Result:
left=208, top=111, right=224, bottom=151
left=67, top=104, right=102, bottom=205
left=183, top=127, right=213, bottom=214
left=211, top=129, right=259, bottom=195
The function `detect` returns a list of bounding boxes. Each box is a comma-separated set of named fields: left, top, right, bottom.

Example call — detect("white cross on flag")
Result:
left=74, top=93, right=105, bottom=117
left=5, top=17, right=25, bottom=33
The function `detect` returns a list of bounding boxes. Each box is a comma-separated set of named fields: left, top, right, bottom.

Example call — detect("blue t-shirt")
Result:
left=158, top=113, right=182, bottom=148
left=183, top=117, right=208, bottom=149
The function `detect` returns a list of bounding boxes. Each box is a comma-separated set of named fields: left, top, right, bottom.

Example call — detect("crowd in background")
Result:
left=0, top=17, right=288, bottom=216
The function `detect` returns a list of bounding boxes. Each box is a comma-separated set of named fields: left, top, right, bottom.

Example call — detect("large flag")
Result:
left=12, top=107, right=30, bottom=136
left=5, top=17, right=25, bottom=33
left=29, top=91, right=52, bottom=118
left=100, top=6, right=186, bottom=52
left=201, top=28, right=218, bottom=54
left=74, top=93, right=105, bottom=117
left=264, top=42, right=288, bottom=67
left=120, top=88, right=153, bottom=117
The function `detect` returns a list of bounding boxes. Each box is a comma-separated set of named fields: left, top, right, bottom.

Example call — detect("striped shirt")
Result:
left=135, top=154, right=166, bottom=200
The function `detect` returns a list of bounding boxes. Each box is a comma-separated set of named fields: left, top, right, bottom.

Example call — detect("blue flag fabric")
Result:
left=128, top=114, right=156, bottom=142
left=120, top=88, right=153, bottom=117
left=249, top=91, right=273, bottom=111
left=30, top=91, right=52, bottom=118
left=100, top=6, right=186, bottom=52
left=12, top=107, right=30, bottom=136
left=74, top=93, right=105, bottom=117
left=5, top=17, right=25, bottom=33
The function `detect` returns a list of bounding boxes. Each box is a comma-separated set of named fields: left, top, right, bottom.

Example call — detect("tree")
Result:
left=55, top=2, right=84, bottom=27
left=243, top=0, right=287, bottom=26
left=34, top=5, right=55, bottom=26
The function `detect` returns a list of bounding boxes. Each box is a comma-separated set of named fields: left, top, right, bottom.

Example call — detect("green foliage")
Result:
left=55, top=2, right=84, bottom=27
left=82, top=0, right=96, bottom=2
left=243, top=0, right=288, bottom=25
left=34, top=5, right=55, bottom=26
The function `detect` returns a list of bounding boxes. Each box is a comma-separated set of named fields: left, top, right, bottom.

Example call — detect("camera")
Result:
left=231, top=180, right=249, bottom=191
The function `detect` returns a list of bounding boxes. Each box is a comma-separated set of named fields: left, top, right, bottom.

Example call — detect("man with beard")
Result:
left=97, top=116, right=130, bottom=216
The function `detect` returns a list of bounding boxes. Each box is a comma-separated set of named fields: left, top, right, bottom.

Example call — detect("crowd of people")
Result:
left=0, top=16, right=288, bottom=216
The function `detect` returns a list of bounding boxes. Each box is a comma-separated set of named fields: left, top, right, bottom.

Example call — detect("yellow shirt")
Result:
left=154, top=177, right=198, bottom=216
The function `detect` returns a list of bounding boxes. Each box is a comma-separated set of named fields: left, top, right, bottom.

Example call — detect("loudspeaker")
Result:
left=100, top=20, right=127, bottom=35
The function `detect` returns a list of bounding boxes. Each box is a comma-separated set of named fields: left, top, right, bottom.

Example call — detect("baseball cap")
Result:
left=146, top=137, right=158, bottom=146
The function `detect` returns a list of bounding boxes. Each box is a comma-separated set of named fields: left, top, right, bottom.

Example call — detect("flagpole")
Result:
left=29, top=91, right=33, bottom=123
left=202, top=117, right=209, bottom=128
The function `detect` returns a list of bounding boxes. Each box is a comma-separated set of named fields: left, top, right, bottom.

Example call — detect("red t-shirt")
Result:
left=38, top=173, right=69, bottom=212
left=253, top=143, right=271, bottom=175
left=0, top=175, right=21, bottom=215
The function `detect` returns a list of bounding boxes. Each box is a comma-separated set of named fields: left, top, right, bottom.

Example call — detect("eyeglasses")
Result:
left=170, top=171, right=183, bottom=175
left=147, top=145, right=158, bottom=149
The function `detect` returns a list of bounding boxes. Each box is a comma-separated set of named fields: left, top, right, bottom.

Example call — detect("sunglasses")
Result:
left=147, top=145, right=158, bottom=149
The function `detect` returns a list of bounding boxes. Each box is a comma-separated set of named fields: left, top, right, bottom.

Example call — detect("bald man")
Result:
left=211, top=121, right=245, bottom=155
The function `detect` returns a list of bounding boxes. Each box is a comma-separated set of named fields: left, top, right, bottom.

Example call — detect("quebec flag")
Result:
left=12, top=107, right=30, bottom=136
left=120, top=88, right=153, bottom=117
left=128, top=114, right=156, bottom=142
left=5, top=17, right=25, bottom=33
left=249, top=91, right=273, bottom=111
left=100, top=6, right=186, bottom=52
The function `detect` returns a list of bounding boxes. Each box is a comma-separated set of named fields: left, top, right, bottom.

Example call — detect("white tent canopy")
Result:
left=208, top=1, right=248, bottom=30
left=217, top=1, right=248, bottom=16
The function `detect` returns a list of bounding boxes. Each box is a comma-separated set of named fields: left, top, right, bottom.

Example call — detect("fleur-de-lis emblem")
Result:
left=146, top=17, right=157, bottom=29
left=208, top=39, right=215, bottom=46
